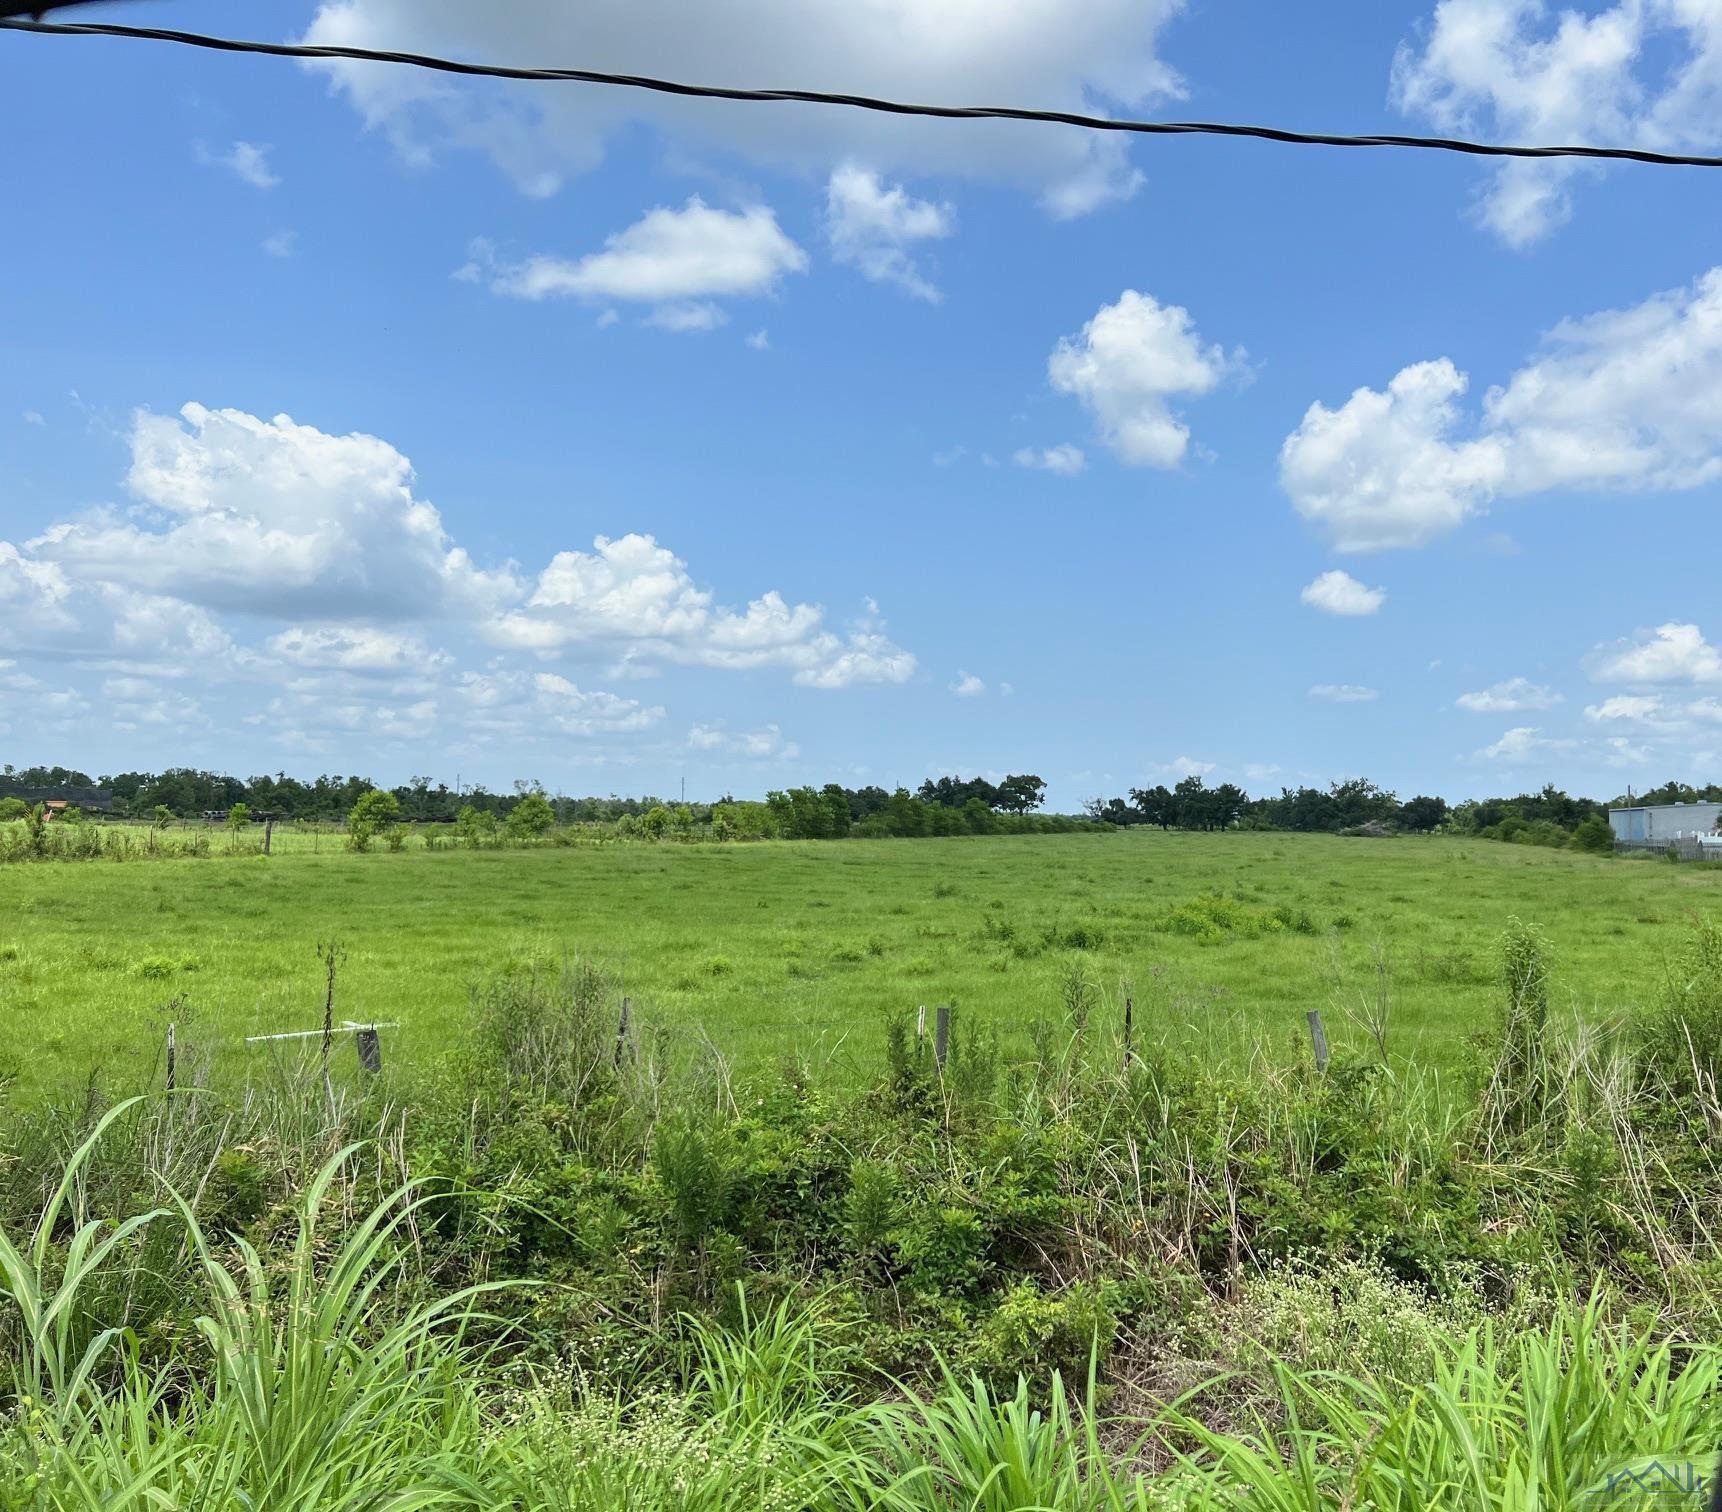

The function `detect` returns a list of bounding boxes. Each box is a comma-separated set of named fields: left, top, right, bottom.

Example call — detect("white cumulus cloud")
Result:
left=1392, top=0, right=1722, bottom=246
left=1584, top=694, right=1665, bottom=723
left=1012, top=444, right=1087, bottom=476
left=1283, top=268, right=1722, bottom=551
left=269, top=625, right=439, bottom=672
left=1299, top=570, right=1385, bottom=617
left=1047, top=290, right=1237, bottom=467
left=1587, top=623, right=1722, bottom=685
left=465, top=199, right=807, bottom=328
left=951, top=671, right=986, bottom=697
left=0, top=400, right=915, bottom=754
left=1456, top=676, right=1561, bottom=713
left=30, top=402, right=515, bottom=621
left=300, top=0, right=1184, bottom=216
left=1475, top=725, right=1575, bottom=763
left=490, top=534, right=915, bottom=688
left=199, top=140, right=280, bottom=189
left=825, top=165, right=953, bottom=301
left=687, top=723, right=798, bottom=758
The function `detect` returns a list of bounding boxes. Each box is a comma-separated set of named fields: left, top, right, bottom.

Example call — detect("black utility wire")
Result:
left=5, top=13, right=1722, bottom=170
left=0, top=2, right=124, bottom=15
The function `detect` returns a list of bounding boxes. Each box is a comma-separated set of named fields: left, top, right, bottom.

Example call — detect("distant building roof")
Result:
left=12, top=787, right=113, bottom=811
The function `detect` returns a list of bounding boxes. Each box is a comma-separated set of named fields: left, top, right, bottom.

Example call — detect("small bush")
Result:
left=1571, top=815, right=1615, bottom=854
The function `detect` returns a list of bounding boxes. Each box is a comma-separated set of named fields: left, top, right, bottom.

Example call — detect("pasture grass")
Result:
left=1, top=831, right=1718, bottom=1099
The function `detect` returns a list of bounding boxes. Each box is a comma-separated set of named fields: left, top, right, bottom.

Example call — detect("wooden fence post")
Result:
left=1306, top=1009, right=1330, bottom=1072
left=934, top=1005, right=951, bottom=1072
left=1123, top=995, right=1134, bottom=1071
left=354, top=1025, right=382, bottom=1075
left=614, top=996, right=632, bottom=1067
left=165, top=1022, right=176, bottom=1092
left=915, top=1004, right=927, bottom=1042
left=263, top=816, right=274, bottom=856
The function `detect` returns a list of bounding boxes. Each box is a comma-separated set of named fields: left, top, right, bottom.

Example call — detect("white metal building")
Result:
left=1608, top=801, right=1722, bottom=842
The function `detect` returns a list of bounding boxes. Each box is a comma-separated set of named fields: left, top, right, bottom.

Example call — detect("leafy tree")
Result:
left=0, top=796, right=27, bottom=821
left=1173, top=776, right=1213, bottom=830
left=227, top=801, right=251, bottom=832
left=346, top=788, right=401, bottom=853
left=1086, top=796, right=1141, bottom=827
left=1397, top=795, right=1448, bottom=832
left=151, top=805, right=174, bottom=829
left=996, top=774, right=1047, bottom=815
left=846, top=785, right=891, bottom=820
left=456, top=804, right=498, bottom=847
left=917, top=775, right=1001, bottom=810
left=505, top=792, right=555, bottom=839
left=640, top=804, right=672, bottom=839
left=820, top=785, right=852, bottom=837
left=1571, top=815, right=1616, bottom=854
left=1128, top=784, right=1176, bottom=829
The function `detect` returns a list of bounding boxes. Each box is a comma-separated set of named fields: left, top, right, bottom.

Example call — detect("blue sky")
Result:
left=4, top=0, right=1722, bottom=807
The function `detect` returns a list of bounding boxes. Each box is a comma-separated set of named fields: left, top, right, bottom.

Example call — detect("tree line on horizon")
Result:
left=1081, top=774, right=1722, bottom=848
left=4, top=762, right=1717, bottom=844
left=0, top=763, right=1048, bottom=828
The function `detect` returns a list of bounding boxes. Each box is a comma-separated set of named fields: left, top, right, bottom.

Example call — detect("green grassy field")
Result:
left=3, top=831, right=1719, bottom=1098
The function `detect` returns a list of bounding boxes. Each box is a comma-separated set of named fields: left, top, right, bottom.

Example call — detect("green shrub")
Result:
left=1642, top=918, right=1722, bottom=1105
left=1571, top=815, right=1615, bottom=854
left=506, top=792, right=555, bottom=839
left=346, top=787, right=401, bottom=852
left=966, top=1279, right=1115, bottom=1388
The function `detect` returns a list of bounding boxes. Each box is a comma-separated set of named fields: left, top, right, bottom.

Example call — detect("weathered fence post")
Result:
left=165, top=1021, right=176, bottom=1092
left=354, top=1025, right=382, bottom=1075
left=934, top=1004, right=951, bottom=1072
left=263, top=816, right=274, bottom=856
left=915, top=1004, right=927, bottom=1042
left=1306, top=1009, right=1330, bottom=1072
left=614, top=995, right=632, bottom=1067
left=1123, top=995, right=1134, bottom=1071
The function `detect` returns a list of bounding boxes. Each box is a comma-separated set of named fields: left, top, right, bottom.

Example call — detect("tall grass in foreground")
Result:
left=3, top=1113, right=1720, bottom=1508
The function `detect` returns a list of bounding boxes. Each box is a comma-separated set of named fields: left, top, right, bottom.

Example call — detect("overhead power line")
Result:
left=0, top=2, right=125, bottom=15
left=5, top=13, right=1722, bottom=170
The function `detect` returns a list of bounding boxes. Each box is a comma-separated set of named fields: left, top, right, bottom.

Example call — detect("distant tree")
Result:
left=846, top=785, right=891, bottom=821
left=1397, top=795, right=1448, bottom=832
left=918, top=775, right=1002, bottom=810
left=346, top=788, right=401, bottom=853
left=640, top=804, right=672, bottom=839
left=996, top=774, right=1047, bottom=815
left=1173, top=775, right=1213, bottom=830
left=885, top=787, right=926, bottom=837
left=1102, top=797, right=1140, bottom=826
left=227, top=801, right=251, bottom=831
left=1211, top=783, right=1247, bottom=830
left=151, top=804, right=174, bottom=829
left=962, top=796, right=998, bottom=833
left=1129, top=784, right=1176, bottom=829
left=0, top=796, right=27, bottom=821
left=456, top=804, right=498, bottom=847
left=821, top=784, right=852, bottom=837
left=1571, top=815, right=1615, bottom=854
left=506, top=791, right=555, bottom=839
